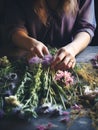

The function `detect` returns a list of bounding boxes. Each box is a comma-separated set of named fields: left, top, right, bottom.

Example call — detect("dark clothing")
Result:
left=4, top=0, right=96, bottom=48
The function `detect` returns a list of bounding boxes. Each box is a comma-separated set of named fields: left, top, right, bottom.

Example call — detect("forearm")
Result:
left=65, top=32, right=91, bottom=56
left=12, top=30, right=35, bottom=51
left=11, top=30, right=49, bottom=58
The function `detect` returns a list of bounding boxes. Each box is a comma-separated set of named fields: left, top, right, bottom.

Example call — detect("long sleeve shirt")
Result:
left=4, top=0, right=96, bottom=48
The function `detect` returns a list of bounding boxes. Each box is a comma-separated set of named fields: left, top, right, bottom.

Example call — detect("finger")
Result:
left=72, top=60, right=76, bottom=68
left=67, top=60, right=74, bottom=69
left=64, top=55, right=71, bottom=65
left=55, top=57, right=76, bottom=70
left=54, top=63, right=67, bottom=70
left=30, top=48, right=37, bottom=55
left=67, top=59, right=76, bottom=69
left=43, top=46, right=50, bottom=55
left=37, top=50, right=44, bottom=58
left=31, top=47, right=44, bottom=58
left=51, top=50, right=67, bottom=68
left=27, top=51, right=36, bottom=61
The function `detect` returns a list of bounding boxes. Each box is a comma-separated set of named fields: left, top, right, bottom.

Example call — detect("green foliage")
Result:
left=0, top=55, right=98, bottom=120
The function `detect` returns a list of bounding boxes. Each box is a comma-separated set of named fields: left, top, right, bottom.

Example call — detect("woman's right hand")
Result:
left=12, top=30, right=50, bottom=59
left=28, top=38, right=50, bottom=59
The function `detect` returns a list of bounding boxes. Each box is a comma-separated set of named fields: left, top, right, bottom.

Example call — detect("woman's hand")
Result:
left=51, top=31, right=91, bottom=70
left=12, top=30, right=50, bottom=59
left=27, top=39, right=50, bottom=59
left=51, top=46, right=76, bottom=70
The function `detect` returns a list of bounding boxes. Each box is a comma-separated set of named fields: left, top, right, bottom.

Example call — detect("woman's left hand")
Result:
left=51, top=47, right=76, bottom=70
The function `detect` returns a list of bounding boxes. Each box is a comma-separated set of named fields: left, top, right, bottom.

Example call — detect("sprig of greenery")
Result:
left=19, top=63, right=43, bottom=118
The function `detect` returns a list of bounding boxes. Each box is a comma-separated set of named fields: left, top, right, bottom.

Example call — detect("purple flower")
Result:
left=62, top=111, right=70, bottom=116
left=0, top=109, right=5, bottom=119
left=28, top=56, right=41, bottom=65
left=42, top=55, right=53, bottom=67
left=54, top=70, right=64, bottom=81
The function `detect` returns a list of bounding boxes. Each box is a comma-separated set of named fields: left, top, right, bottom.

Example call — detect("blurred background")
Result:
left=0, top=0, right=98, bottom=46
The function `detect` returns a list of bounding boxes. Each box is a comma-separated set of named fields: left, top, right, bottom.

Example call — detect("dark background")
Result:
left=0, top=0, right=98, bottom=46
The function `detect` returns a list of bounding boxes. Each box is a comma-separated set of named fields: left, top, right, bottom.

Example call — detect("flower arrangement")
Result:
left=0, top=52, right=98, bottom=126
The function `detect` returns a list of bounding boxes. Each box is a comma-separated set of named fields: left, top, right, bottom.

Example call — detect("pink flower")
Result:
left=63, top=71, right=74, bottom=85
left=54, top=70, right=74, bottom=86
left=54, top=70, right=64, bottom=81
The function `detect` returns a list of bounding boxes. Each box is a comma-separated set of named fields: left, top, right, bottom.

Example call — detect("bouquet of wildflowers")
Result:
left=28, top=55, right=75, bottom=113
left=0, top=53, right=98, bottom=120
left=0, top=55, right=76, bottom=119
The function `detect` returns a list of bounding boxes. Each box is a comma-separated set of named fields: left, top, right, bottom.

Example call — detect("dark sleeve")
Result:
left=73, top=0, right=96, bottom=38
left=4, top=0, right=28, bottom=43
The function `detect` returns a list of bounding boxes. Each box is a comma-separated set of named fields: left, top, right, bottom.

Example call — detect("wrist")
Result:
left=12, top=30, right=34, bottom=51
left=64, top=43, right=77, bottom=57
left=19, top=36, right=38, bottom=52
left=28, top=38, right=39, bottom=51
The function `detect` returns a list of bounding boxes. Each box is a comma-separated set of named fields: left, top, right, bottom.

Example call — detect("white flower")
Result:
left=5, top=95, right=21, bottom=106
left=84, top=85, right=93, bottom=95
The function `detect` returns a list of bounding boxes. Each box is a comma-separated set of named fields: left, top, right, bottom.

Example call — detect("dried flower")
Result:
left=39, top=103, right=63, bottom=116
left=5, top=96, right=21, bottom=106
left=0, top=53, right=98, bottom=122
left=84, top=85, right=93, bottom=95
left=54, top=70, right=74, bottom=86
left=42, top=54, right=53, bottom=67
left=28, top=56, right=41, bottom=65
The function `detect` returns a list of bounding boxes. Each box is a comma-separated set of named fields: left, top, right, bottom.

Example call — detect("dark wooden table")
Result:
left=76, top=46, right=98, bottom=62
left=0, top=115, right=95, bottom=130
left=0, top=46, right=98, bottom=130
